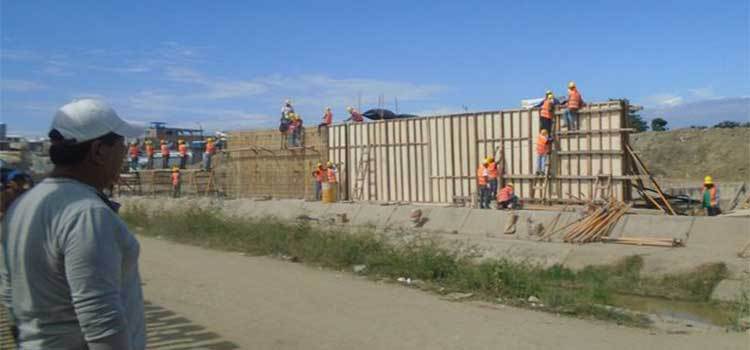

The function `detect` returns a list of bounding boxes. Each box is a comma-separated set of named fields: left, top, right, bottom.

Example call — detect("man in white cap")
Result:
left=0, top=99, right=146, bottom=349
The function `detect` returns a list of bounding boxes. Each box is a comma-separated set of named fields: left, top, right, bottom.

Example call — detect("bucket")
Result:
left=322, top=182, right=336, bottom=203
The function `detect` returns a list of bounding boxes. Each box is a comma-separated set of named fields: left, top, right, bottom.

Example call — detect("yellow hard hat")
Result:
left=172, top=166, right=179, bottom=171
left=482, top=158, right=489, bottom=165
left=547, top=94, right=555, bottom=99
left=207, top=137, right=214, bottom=141
left=317, top=162, right=322, bottom=167
left=346, top=106, right=353, bottom=112
left=704, top=176, right=713, bottom=185
left=487, top=156, right=494, bottom=163
left=507, top=183, right=514, bottom=188
left=545, top=89, right=552, bottom=95
left=568, top=81, right=576, bottom=88
left=178, top=139, right=184, bottom=144
left=327, top=161, right=333, bottom=166
left=145, top=139, right=152, bottom=144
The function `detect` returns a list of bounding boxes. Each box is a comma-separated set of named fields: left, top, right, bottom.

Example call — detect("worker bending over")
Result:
left=497, top=183, right=519, bottom=209
left=702, top=176, right=720, bottom=216
left=160, top=139, right=170, bottom=169
left=345, top=107, right=364, bottom=122
left=536, top=129, right=552, bottom=175
left=562, top=81, right=584, bottom=130
left=476, top=159, right=490, bottom=209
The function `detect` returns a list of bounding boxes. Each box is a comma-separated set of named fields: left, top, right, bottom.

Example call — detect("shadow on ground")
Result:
left=145, top=300, right=239, bottom=349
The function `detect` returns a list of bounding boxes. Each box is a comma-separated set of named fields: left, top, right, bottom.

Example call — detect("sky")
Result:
left=1, top=0, right=748, bottom=137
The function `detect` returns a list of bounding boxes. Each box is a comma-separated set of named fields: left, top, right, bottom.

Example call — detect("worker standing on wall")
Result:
left=160, top=139, right=170, bottom=169
left=497, top=183, right=519, bottom=209
left=536, top=129, right=552, bottom=175
left=145, top=139, right=155, bottom=169
left=312, top=163, right=325, bottom=200
left=562, top=81, right=584, bottom=130
left=702, top=176, right=721, bottom=216
left=476, top=159, right=490, bottom=209
left=327, top=161, right=337, bottom=200
left=539, top=91, right=557, bottom=134
left=281, top=99, right=294, bottom=118
left=345, top=107, right=364, bottom=123
left=487, top=156, right=499, bottom=202
left=178, top=139, right=189, bottom=169
left=319, top=107, right=333, bottom=133
left=128, top=141, right=139, bottom=171
left=203, top=137, right=216, bottom=171
left=171, top=166, right=181, bottom=198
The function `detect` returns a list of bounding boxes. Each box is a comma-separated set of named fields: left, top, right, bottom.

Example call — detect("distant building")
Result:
left=144, top=122, right=204, bottom=146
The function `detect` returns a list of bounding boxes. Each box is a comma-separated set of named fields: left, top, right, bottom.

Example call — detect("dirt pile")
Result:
left=630, top=128, right=750, bottom=182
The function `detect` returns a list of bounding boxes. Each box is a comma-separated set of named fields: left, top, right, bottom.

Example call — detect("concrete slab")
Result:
left=562, top=243, right=659, bottom=271
left=711, top=279, right=750, bottom=302
left=350, top=204, right=397, bottom=230
left=502, top=240, right=576, bottom=268
left=420, top=207, right=472, bottom=234
left=613, top=215, right=694, bottom=241
left=320, top=202, right=363, bottom=225
left=384, top=205, right=434, bottom=231
left=687, top=216, right=750, bottom=251
left=459, top=209, right=510, bottom=238
left=299, top=201, right=331, bottom=219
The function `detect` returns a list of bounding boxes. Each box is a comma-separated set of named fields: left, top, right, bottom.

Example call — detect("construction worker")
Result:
left=145, top=139, right=155, bottom=169
left=476, top=159, right=490, bottom=209
left=539, top=91, right=557, bottom=133
left=287, top=113, right=301, bottom=147
left=281, top=99, right=294, bottom=118
left=177, top=139, right=189, bottom=169
left=160, top=139, right=170, bottom=169
left=497, top=183, right=519, bottom=209
left=345, top=106, right=364, bottom=123
left=327, top=161, right=337, bottom=200
left=171, top=166, right=181, bottom=198
left=204, top=137, right=216, bottom=170
left=312, top=162, right=325, bottom=200
left=319, top=107, right=333, bottom=132
left=487, top=155, right=499, bottom=201
left=562, top=81, right=584, bottom=130
left=536, top=129, right=552, bottom=175
left=128, top=141, right=139, bottom=171
left=702, top=176, right=721, bottom=216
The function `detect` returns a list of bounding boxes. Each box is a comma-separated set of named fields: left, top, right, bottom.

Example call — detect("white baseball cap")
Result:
left=50, top=99, right=144, bottom=143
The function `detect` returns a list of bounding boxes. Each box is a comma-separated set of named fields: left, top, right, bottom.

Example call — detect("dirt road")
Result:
left=139, top=236, right=748, bottom=350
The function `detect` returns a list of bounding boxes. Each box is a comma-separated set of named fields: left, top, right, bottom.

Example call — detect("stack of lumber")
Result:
left=555, top=200, right=631, bottom=243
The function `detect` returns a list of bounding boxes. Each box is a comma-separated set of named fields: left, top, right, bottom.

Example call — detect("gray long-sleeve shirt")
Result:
left=0, top=178, right=145, bottom=349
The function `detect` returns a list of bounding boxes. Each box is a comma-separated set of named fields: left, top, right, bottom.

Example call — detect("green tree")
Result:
left=713, top=120, right=740, bottom=128
left=629, top=113, right=649, bottom=132
left=651, top=118, right=668, bottom=131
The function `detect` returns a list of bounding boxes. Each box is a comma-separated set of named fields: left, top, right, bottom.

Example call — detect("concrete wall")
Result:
left=119, top=196, right=750, bottom=302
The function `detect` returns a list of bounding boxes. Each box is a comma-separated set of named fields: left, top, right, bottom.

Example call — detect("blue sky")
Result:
left=1, top=0, right=748, bottom=137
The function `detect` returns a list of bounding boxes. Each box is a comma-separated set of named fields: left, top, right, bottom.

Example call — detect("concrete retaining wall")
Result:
left=118, top=196, right=750, bottom=302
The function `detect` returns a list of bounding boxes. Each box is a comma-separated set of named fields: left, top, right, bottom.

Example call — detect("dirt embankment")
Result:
left=630, top=128, right=750, bottom=183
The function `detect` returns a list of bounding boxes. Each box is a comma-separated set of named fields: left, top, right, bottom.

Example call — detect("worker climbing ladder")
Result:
left=352, top=145, right=375, bottom=201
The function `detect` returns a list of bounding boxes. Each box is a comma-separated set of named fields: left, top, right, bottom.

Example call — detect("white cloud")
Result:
left=644, top=93, right=684, bottom=108
left=164, top=67, right=267, bottom=99
left=688, top=87, right=719, bottom=100
left=1, top=79, right=48, bottom=92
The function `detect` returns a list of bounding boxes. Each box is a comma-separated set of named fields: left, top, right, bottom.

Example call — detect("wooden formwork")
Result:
left=224, top=127, right=328, bottom=199
left=328, top=100, right=635, bottom=204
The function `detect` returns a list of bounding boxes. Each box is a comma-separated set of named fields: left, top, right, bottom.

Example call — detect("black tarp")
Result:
left=362, top=109, right=419, bottom=121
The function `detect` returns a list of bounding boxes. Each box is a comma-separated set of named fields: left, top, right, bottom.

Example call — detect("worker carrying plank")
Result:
left=536, top=129, right=552, bottom=175
left=160, top=139, right=170, bottom=169
left=562, top=81, right=585, bottom=130
left=702, top=176, right=721, bottom=216
left=145, top=139, right=155, bottom=169
left=312, top=163, right=326, bottom=200
left=476, top=159, right=490, bottom=209
left=497, top=183, right=519, bottom=209
left=203, top=137, right=216, bottom=170
left=178, top=139, right=189, bottom=169
left=345, top=106, right=364, bottom=123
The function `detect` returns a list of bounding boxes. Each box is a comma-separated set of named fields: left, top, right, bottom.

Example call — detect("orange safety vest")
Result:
left=487, top=162, right=498, bottom=180
left=161, top=144, right=170, bottom=156
left=323, top=111, right=333, bottom=125
left=536, top=134, right=550, bottom=155
left=540, top=98, right=553, bottom=119
left=171, top=172, right=180, bottom=186
left=205, top=142, right=215, bottom=155
left=568, top=88, right=583, bottom=110
left=314, top=169, right=324, bottom=182
left=703, top=186, right=718, bottom=206
left=128, top=145, right=138, bottom=158
left=179, top=144, right=188, bottom=156
left=327, top=168, right=337, bottom=183
left=145, top=144, right=154, bottom=157
left=476, top=166, right=487, bottom=186
left=497, top=186, right=514, bottom=202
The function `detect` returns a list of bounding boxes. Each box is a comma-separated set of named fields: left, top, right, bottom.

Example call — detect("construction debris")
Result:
left=555, top=200, right=631, bottom=243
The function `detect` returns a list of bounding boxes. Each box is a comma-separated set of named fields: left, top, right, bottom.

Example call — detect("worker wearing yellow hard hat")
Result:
left=702, top=176, right=720, bottom=216
left=486, top=155, right=499, bottom=202
left=312, top=162, right=326, bottom=201
left=476, top=158, right=490, bottom=209
left=171, top=166, right=181, bottom=198
left=497, top=182, right=518, bottom=209
left=564, top=81, right=584, bottom=131
left=540, top=90, right=557, bottom=134
left=178, top=138, right=189, bottom=169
